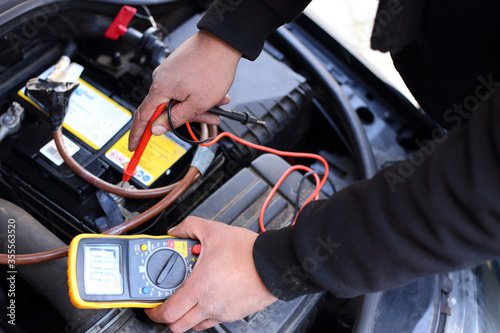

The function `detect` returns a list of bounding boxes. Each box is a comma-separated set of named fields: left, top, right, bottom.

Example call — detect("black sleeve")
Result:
left=197, top=0, right=312, bottom=60
left=254, top=83, right=500, bottom=300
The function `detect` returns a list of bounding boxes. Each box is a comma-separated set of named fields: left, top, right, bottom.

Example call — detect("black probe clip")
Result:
left=208, top=106, right=266, bottom=125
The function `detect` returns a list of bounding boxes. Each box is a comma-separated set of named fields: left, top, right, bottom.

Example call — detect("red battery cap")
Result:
left=105, top=6, right=137, bottom=40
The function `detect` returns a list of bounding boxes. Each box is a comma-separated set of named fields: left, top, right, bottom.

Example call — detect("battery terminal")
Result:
left=0, top=102, right=25, bottom=142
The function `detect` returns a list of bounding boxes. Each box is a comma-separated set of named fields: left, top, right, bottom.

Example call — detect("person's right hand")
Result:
left=145, top=217, right=277, bottom=332
left=128, top=30, right=242, bottom=151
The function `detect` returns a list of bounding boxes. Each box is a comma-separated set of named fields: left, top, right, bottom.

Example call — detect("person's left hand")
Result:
left=145, top=216, right=277, bottom=332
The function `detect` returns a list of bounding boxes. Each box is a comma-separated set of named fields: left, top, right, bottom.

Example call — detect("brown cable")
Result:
left=200, top=123, right=209, bottom=139
left=0, top=167, right=200, bottom=265
left=53, top=130, right=200, bottom=198
left=208, top=124, right=218, bottom=138
left=104, top=167, right=199, bottom=235
left=0, top=125, right=218, bottom=265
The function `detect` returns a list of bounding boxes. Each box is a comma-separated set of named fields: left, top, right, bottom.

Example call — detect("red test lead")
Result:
left=122, top=102, right=167, bottom=183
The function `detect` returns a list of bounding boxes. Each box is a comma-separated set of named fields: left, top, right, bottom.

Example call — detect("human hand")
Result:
left=128, top=30, right=242, bottom=151
left=145, top=216, right=277, bottom=332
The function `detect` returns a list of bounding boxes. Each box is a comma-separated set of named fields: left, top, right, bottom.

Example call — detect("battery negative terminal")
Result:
left=0, top=102, right=25, bottom=142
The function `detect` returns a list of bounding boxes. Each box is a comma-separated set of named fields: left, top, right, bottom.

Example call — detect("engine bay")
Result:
left=0, top=1, right=469, bottom=332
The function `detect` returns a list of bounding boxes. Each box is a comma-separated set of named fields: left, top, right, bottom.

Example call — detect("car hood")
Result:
left=0, top=0, right=178, bottom=27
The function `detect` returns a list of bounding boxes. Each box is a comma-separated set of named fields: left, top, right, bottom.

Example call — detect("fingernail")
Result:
left=167, top=226, right=176, bottom=235
left=153, top=125, right=167, bottom=136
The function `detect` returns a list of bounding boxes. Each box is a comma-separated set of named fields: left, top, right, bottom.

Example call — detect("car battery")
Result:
left=0, top=60, right=195, bottom=240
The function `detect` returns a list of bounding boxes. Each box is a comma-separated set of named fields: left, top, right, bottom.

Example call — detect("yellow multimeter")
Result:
left=67, top=234, right=200, bottom=309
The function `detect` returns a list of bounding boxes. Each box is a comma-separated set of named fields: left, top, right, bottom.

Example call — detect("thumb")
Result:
left=129, top=93, right=168, bottom=151
left=167, top=216, right=207, bottom=241
left=217, top=94, right=231, bottom=106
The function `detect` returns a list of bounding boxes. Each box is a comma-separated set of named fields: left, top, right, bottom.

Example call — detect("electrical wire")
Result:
left=141, top=5, right=157, bottom=29
left=204, top=134, right=328, bottom=232
left=166, top=99, right=329, bottom=232
left=289, top=171, right=336, bottom=225
left=167, top=101, right=213, bottom=144
left=260, top=165, right=320, bottom=232
left=133, top=12, right=152, bottom=21
left=290, top=171, right=319, bottom=225
left=185, top=122, right=199, bottom=141
left=201, top=138, right=329, bottom=225
left=133, top=6, right=170, bottom=44
left=53, top=130, right=198, bottom=198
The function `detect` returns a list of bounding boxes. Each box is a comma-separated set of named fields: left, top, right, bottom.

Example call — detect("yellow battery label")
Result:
left=105, top=130, right=188, bottom=186
left=18, top=65, right=132, bottom=150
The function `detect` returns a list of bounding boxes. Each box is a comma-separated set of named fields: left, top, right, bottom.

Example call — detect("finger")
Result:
left=192, top=94, right=228, bottom=125
left=167, top=305, right=208, bottom=333
left=192, top=319, right=220, bottom=331
left=151, top=97, right=228, bottom=136
left=189, top=112, right=220, bottom=125
left=151, top=101, right=195, bottom=136
left=152, top=109, right=220, bottom=136
left=129, top=93, right=168, bottom=151
left=144, top=286, right=197, bottom=324
left=168, top=216, right=209, bottom=241
left=216, top=94, right=230, bottom=106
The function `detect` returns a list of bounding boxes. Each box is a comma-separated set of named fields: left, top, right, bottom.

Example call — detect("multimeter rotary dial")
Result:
left=146, top=249, right=187, bottom=289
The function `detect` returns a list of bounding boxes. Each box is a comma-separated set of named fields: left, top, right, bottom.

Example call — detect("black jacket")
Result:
left=199, top=0, right=500, bottom=300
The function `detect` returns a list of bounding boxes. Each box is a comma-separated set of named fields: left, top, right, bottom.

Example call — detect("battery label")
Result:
left=19, top=65, right=132, bottom=150
left=105, top=130, right=189, bottom=187
left=40, top=135, right=80, bottom=166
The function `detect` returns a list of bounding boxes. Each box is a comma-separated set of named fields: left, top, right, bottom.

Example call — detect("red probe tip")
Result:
left=122, top=164, right=136, bottom=182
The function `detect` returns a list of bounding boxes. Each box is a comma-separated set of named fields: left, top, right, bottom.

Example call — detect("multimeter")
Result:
left=67, top=234, right=200, bottom=309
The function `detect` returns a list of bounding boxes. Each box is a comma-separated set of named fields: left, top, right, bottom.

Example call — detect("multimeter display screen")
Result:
left=83, top=244, right=123, bottom=295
